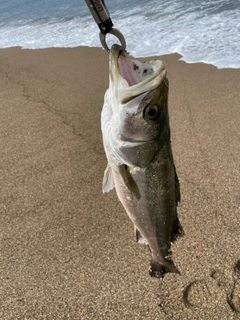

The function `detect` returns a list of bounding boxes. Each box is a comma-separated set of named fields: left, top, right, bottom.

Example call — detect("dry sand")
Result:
left=0, top=46, right=239, bottom=319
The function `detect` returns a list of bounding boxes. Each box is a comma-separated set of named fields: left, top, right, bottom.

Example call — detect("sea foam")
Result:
left=0, top=0, right=239, bottom=69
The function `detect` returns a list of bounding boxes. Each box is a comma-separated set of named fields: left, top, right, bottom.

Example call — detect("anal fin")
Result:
left=134, top=226, right=148, bottom=245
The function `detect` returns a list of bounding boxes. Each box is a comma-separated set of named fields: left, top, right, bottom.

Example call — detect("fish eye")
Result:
left=144, top=105, right=159, bottom=120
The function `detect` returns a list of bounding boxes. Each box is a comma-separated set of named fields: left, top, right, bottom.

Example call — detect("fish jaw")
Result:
left=109, top=44, right=166, bottom=105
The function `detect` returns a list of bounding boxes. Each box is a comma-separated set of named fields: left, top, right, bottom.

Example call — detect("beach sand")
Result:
left=0, top=46, right=239, bottom=319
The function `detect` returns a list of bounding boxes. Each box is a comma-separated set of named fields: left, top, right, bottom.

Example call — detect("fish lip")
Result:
left=110, top=44, right=123, bottom=81
left=110, top=44, right=123, bottom=67
left=110, top=44, right=166, bottom=102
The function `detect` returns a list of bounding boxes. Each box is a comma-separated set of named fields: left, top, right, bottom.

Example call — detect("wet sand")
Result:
left=0, top=46, right=239, bottom=319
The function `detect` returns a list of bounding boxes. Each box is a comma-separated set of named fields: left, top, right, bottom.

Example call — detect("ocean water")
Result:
left=0, top=0, right=239, bottom=68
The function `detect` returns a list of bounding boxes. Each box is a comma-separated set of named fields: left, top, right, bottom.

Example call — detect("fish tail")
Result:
left=165, top=261, right=181, bottom=275
left=149, top=259, right=180, bottom=278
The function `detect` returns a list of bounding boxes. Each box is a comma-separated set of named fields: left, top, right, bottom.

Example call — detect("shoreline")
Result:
left=0, top=46, right=239, bottom=319
left=0, top=45, right=240, bottom=70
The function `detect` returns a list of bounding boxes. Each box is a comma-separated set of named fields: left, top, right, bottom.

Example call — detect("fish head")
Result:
left=110, top=44, right=169, bottom=142
left=103, top=45, right=170, bottom=167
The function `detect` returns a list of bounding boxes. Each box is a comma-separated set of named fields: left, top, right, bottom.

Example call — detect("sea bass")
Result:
left=101, top=44, right=183, bottom=278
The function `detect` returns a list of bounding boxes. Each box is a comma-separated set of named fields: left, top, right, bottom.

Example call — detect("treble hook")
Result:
left=84, top=0, right=126, bottom=52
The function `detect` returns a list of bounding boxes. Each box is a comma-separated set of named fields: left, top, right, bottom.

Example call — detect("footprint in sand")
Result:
left=183, top=260, right=240, bottom=313
left=182, top=277, right=227, bottom=309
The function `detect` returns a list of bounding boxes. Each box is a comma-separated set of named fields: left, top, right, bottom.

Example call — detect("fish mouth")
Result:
left=110, top=44, right=166, bottom=100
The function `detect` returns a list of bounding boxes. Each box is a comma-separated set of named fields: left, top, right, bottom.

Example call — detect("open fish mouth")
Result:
left=110, top=44, right=166, bottom=99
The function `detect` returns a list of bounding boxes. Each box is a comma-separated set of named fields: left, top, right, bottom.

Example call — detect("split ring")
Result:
left=99, top=28, right=126, bottom=52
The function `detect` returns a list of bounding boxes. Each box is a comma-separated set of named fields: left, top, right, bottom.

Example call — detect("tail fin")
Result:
left=149, top=258, right=180, bottom=278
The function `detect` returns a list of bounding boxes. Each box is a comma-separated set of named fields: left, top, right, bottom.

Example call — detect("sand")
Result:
left=0, top=46, right=239, bottom=319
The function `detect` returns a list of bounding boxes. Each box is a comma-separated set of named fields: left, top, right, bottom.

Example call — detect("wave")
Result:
left=0, top=0, right=239, bottom=68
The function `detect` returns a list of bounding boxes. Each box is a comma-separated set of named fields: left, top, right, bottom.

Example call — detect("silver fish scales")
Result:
left=101, top=45, right=184, bottom=278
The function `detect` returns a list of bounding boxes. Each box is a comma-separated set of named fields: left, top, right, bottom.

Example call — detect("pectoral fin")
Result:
left=102, top=165, right=115, bottom=193
left=118, top=164, right=140, bottom=199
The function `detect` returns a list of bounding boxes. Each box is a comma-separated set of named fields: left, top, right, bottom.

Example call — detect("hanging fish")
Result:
left=101, top=44, right=184, bottom=278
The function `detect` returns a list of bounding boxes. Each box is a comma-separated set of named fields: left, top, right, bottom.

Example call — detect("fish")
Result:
left=101, top=44, right=184, bottom=278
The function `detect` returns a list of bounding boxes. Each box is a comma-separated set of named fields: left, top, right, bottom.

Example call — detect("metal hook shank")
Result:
left=99, top=28, right=126, bottom=52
